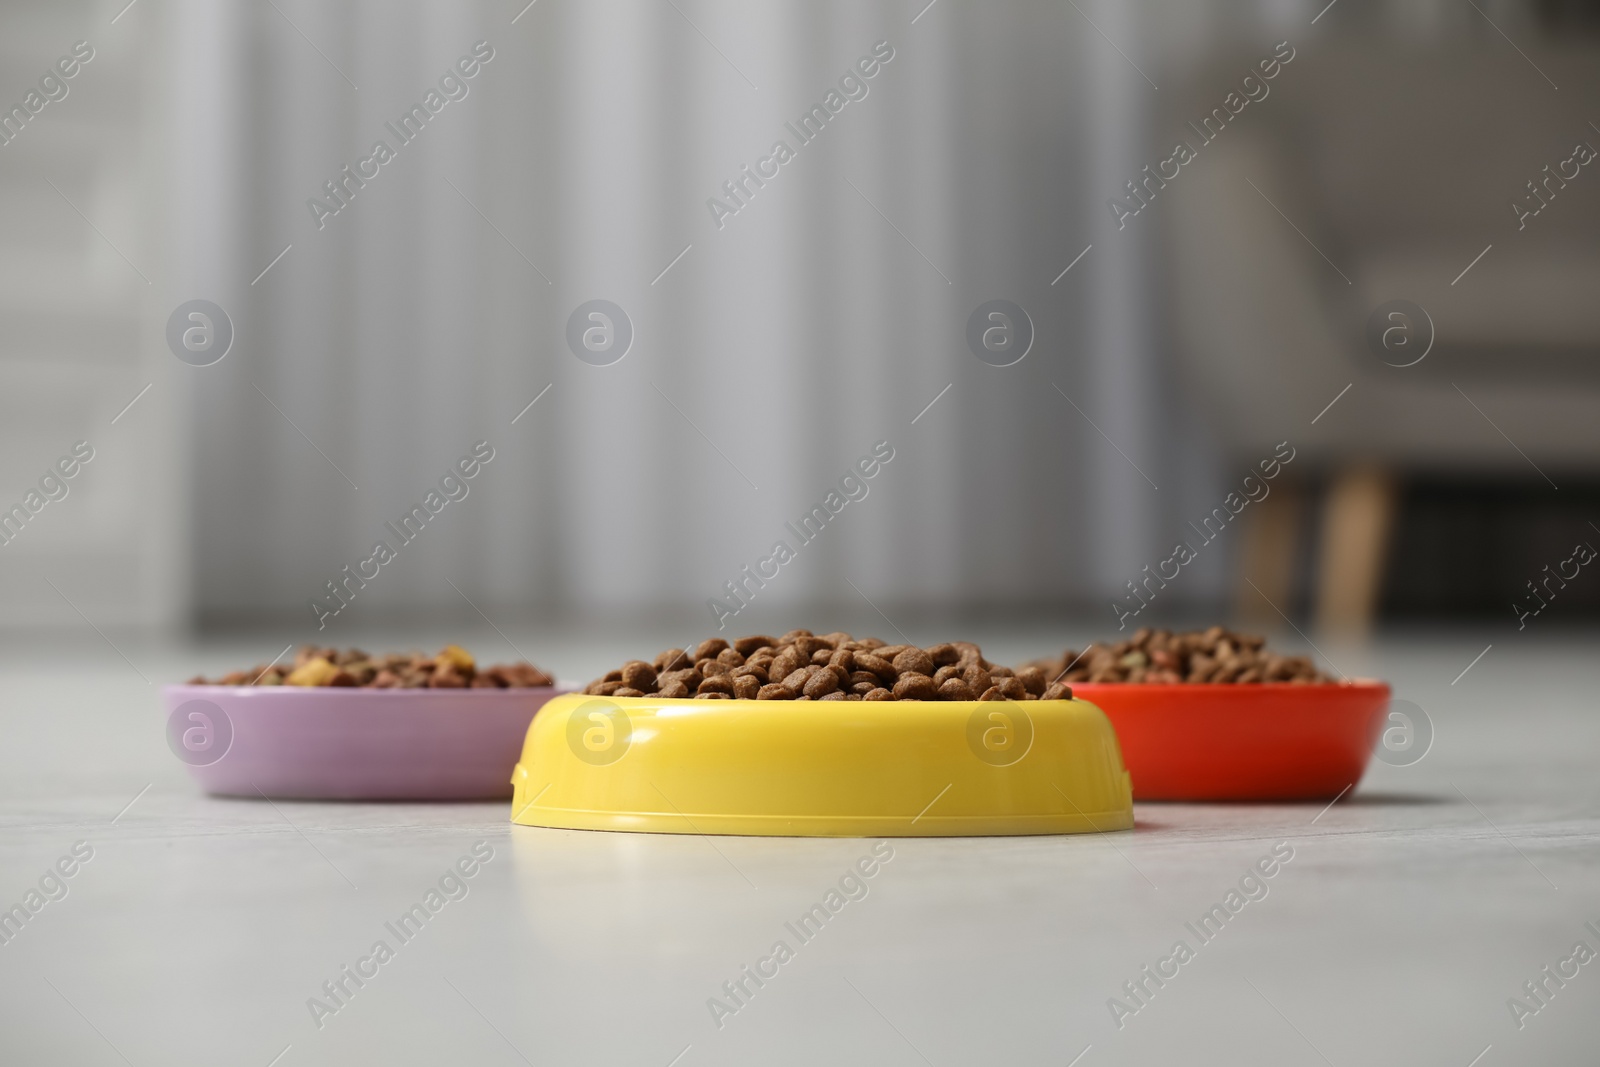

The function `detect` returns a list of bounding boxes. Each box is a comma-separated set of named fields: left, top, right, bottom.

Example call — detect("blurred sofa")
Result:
left=1163, top=38, right=1600, bottom=629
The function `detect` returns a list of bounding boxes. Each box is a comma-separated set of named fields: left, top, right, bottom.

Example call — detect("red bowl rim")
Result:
left=1063, top=678, right=1389, bottom=692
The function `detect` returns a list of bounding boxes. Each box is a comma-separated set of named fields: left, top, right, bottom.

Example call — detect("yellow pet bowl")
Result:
left=510, top=693, right=1134, bottom=837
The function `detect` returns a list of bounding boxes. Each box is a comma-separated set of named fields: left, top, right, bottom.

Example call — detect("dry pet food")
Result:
left=1025, top=627, right=1332, bottom=685
left=583, top=631, right=1072, bottom=702
left=189, top=645, right=553, bottom=689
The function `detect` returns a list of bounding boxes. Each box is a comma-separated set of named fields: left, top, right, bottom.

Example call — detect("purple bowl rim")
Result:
left=162, top=683, right=573, bottom=697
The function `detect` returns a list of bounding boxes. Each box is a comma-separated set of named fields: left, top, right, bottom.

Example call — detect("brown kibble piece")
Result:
left=1042, top=682, right=1073, bottom=700
left=695, top=638, right=730, bottom=660
left=757, top=683, right=794, bottom=700
left=661, top=668, right=704, bottom=691
left=1016, top=666, right=1047, bottom=696
left=863, top=687, right=893, bottom=701
left=937, top=678, right=977, bottom=701
left=732, top=674, right=762, bottom=699
left=853, top=652, right=895, bottom=680
left=962, top=665, right=993, bottom=694
left=781, top=667, right=813, bottom=690
left=734, top=635, right=776, bottom=656
left=429, top=665, right=467, bottom=688
left=770, top=647, right=807, bottom=682
left=697, top=675, right=735, bottom=696
left=655, top=648, right=690, bottom=673
left=892, top=648, right=935, bottom=677
left=697, top=657, right=731, bottom=677
left=803, top=669, right=840, bottom=698
left=658, top=680, right=690, bottom=698
left=345, top=661, right=378, bottom=684
left=893, top=672, right=937, bottom=700
left=621, top=660, right=657, bottom=691
left=612, top=687, right=645, bottom=698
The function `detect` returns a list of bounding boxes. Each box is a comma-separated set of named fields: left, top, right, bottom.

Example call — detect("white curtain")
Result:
left=172, top=0, right=1231, bottom=626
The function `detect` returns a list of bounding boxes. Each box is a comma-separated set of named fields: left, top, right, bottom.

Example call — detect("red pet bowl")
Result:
left=1070, top=681, right=1391, bottom=801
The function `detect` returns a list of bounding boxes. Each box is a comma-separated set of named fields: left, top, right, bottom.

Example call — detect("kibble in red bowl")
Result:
left=1026, top=626, right=1332, bottom=685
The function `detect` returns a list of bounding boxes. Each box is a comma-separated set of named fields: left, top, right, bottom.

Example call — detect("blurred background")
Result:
left=3, top=0, right=1599, bottom=649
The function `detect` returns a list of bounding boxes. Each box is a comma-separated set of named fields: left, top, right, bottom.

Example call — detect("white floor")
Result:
left=1, top=622, right=1597, bottom=1066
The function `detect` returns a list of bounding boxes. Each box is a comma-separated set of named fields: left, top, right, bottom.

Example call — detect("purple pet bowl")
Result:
left=161, top=684, right=573, bottom=800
